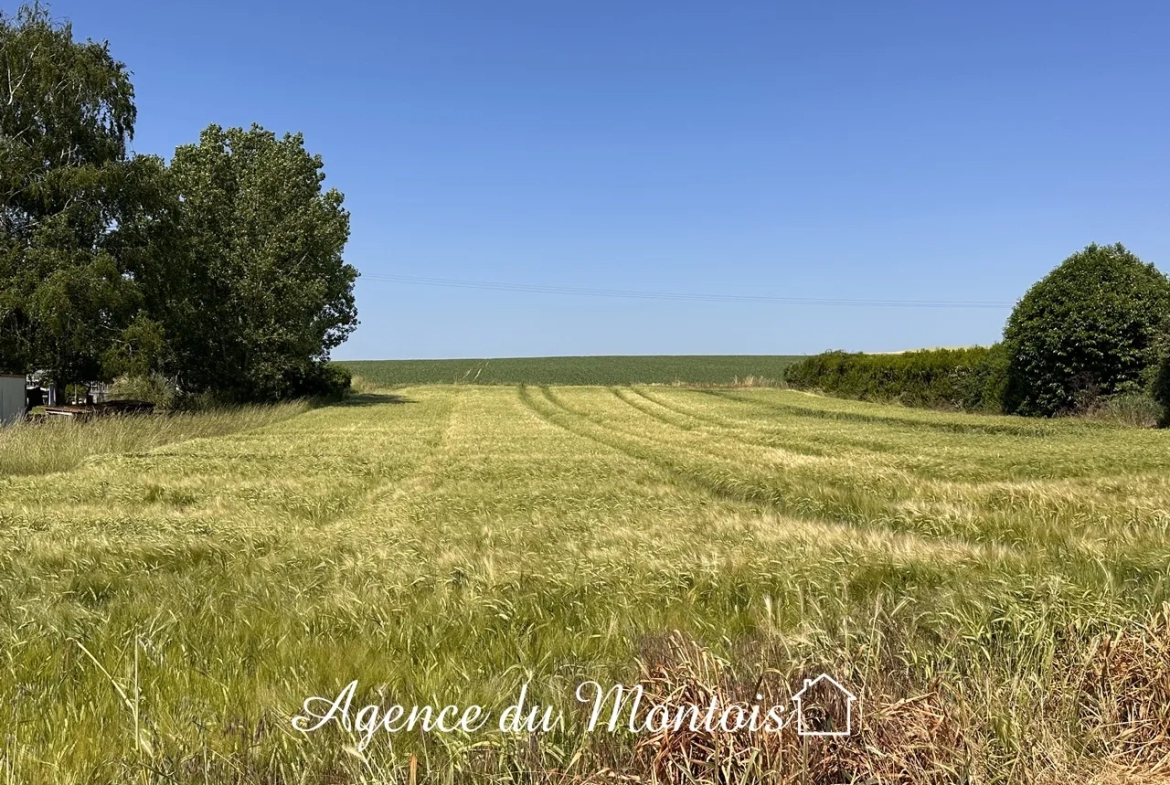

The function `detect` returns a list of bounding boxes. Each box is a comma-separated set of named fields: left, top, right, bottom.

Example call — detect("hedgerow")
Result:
left=784, top=346, right=1008, bottom=412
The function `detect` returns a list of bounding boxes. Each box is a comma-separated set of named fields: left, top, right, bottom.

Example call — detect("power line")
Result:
left=361, top=272, right=1014, bottom=309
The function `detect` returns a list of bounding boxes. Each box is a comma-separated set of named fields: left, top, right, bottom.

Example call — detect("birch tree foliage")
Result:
left=0, top=3, right=166, bottom=384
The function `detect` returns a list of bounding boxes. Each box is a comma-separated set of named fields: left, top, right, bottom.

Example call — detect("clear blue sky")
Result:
left=26, top=0, right=1170, bottom=359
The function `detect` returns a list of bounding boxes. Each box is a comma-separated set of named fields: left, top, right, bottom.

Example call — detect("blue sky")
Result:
left=26, top=1, right=1170, bottom=359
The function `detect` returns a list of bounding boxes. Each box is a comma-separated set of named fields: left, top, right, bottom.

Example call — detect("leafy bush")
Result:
left=109, top=373, right=178, bottom=409
left=1002, top=243, right=1170, bottom=416
left=291, top=362, right=352, bottom=400
left=784, top=345, right=1007, bottom=412
left=1155, top=353, right=1170, bottom=427
left=196, top=362, right=352, bottom=404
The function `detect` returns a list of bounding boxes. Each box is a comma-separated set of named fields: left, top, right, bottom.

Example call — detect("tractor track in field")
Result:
left=518, top=383, right=817, bottom=518
left=516, top=384, right=1006, bottom=555
left=607, top=387, right=699, bottom=431
left=544, top=386, right=834, bottom=474
left=586, top=387, right=1150, bottom=551
left=628, top=387, right=1008, bottom=468
left=619, top=387, right=832, bottom=458
left=542, top=385, right=833, bottom=469
left=282, top=393, right=461, bottom=534
left=705, top=390, right=1056, bottom=438
left=604, top=386, right=909, bottom=480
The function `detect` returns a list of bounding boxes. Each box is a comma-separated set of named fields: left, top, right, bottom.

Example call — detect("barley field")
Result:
left=339, top=355, right=802, bottom=386
left=2, top=386, right=1169, bottom=784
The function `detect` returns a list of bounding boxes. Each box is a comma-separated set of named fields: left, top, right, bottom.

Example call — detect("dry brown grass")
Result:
left=569, top=609, right=1170, bottom=785
left=579, top=633, right=969, bottom=785
left=1075, top=604, right=1170, bottom=775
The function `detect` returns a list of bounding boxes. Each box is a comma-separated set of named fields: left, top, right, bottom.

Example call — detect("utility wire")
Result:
left=361, top=272, right=1014, bottom=309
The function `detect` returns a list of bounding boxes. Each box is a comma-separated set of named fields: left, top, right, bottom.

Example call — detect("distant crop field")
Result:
left=3, top=386, right=1169, bottom=783
left=338, top=354, right=804, bottom=386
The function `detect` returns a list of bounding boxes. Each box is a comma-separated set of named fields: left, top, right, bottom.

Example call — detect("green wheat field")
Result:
left=338, top=355, right=803, bottom=386
left=2, top=385, right=1169, bottom=784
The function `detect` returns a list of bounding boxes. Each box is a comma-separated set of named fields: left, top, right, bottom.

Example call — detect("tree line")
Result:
left=786, top=243, right=1170, bottom=425
left=0, top=4, right=358, bottom=403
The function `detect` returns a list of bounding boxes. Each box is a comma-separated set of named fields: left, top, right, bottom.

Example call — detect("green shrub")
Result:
left=109, top=373, right=178, bottom=409
left=292, top=362, right=352, bottom=400
left=784, top=345, right=1007, bottom=412
left=1154, top=352, right=1170, bottom=427
left=170, top=363, right=352, bottom=406
left=1002, top=243, right=1170, bottom=417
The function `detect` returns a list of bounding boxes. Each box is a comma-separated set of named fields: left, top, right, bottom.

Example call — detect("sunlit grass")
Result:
left=0, top=402, right=308, bottom=477
left=1, top=386, right=1168, bottom=783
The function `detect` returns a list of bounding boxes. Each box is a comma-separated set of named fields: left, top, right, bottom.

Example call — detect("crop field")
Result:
left=338, top=355, right=803, bottom=386
left=2, top=386, right=1170, bottom=784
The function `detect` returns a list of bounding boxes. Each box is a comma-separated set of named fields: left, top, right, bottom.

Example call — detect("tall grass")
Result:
left=1, top=385, right=1168, bottom=783
left=0, top=403, right=307, bottom=477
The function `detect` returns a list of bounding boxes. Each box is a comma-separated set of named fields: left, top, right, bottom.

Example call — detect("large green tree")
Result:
left=1003, top=243, right=1170, bottom=416
left=166, top=124, right=358, bottom=401
left=0, top=3, right=168, bottom=387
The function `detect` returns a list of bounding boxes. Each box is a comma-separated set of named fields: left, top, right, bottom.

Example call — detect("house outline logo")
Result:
left=792, top=674, right=857, bottom=737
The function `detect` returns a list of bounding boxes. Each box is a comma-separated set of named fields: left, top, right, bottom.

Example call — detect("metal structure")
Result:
left=42, top=400, right=155, bottom=421
left=0, top=374, right=27, bottom=425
